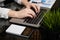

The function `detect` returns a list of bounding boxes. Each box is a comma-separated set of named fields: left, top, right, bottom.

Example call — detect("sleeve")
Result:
left=0, top=7, right=10, bottom=19
left=14, top=0, right=21, bottom=4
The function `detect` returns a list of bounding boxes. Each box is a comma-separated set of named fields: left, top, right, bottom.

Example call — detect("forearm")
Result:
left=21, top=0, right=29, bottom=5
left=21, top=0, right=28, bottom=3
left=14, top=0, right=29, bottom=5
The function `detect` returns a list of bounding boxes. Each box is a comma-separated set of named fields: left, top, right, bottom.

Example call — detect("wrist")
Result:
left=8, top=10, right=17, bottom=18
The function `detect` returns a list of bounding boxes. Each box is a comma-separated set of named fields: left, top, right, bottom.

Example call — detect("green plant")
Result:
left=42, top=8, right=60, bottom=32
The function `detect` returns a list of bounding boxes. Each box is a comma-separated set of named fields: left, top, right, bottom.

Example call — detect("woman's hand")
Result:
left=8, top=8, right=36, bottom=18
left=21, top=0, right=40, bottom=13
left=25, top=3, right=40, bottom=13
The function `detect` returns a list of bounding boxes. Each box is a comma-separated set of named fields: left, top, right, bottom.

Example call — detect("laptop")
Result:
left=9, top=0, right=56, bottom=28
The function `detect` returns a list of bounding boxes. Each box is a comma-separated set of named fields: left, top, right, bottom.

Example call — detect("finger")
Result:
left=37, top=6, right=40, bottom=13
left=28, top=11, right=36, bottom=18
left=31, top=5, right=38, bottom=13
left=35, top=5, right=40, bottom=13
left=27, top=14, right=33, bottom=18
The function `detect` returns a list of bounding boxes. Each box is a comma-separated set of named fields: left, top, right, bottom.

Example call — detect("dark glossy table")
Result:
left=0, top=25, right=41, bottom=40
left=0, top=18, right=41, bottom=40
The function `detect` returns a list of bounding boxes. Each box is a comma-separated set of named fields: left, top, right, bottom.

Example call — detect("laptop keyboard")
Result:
left=24, top=9, right=46, bottom=24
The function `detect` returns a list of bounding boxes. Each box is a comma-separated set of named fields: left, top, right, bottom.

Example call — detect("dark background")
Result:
left=0, top=0, right=60, bottom=40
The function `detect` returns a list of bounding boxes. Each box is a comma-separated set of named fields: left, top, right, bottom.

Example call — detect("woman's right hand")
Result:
left=8, top=8, right=36, bottom=18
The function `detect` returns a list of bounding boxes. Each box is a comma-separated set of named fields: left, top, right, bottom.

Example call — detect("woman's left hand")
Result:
left=25, top=2, right=40, bottom=13
left=21, top=0, right=40, bottom=13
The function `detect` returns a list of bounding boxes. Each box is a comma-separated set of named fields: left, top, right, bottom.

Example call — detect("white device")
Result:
left=6, top=24, right=26, bottom=35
